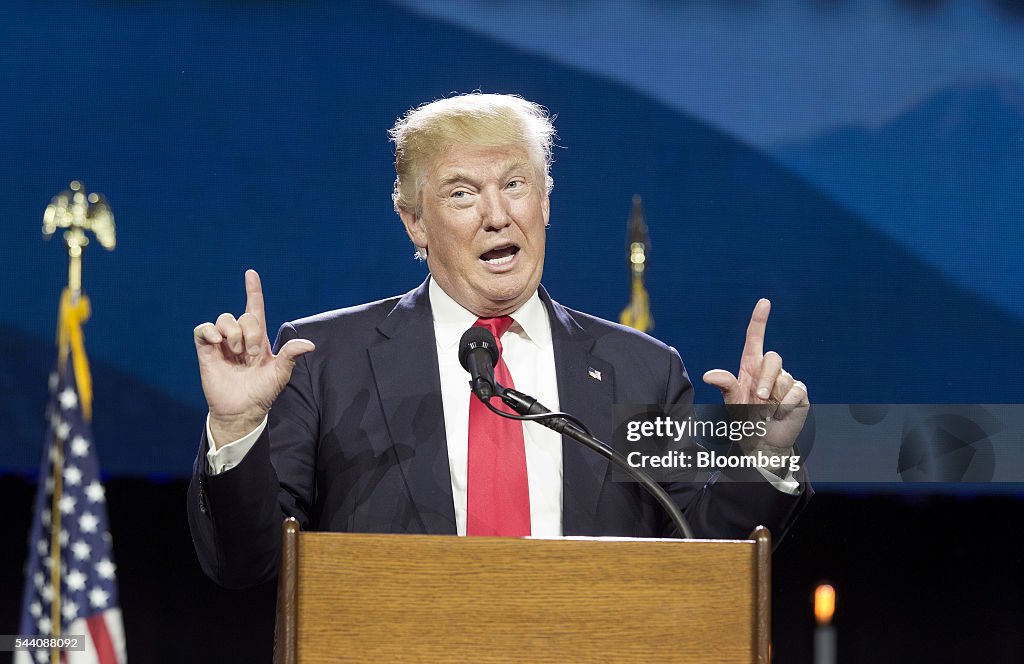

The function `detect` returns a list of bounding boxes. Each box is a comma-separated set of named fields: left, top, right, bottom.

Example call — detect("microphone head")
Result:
left=458, top=326, right=499, bottom=372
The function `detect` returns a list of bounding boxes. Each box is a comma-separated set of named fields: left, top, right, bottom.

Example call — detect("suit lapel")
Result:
left=368, top=280, right=457, bottom=535
left=541, top=288, right=616, bottom=536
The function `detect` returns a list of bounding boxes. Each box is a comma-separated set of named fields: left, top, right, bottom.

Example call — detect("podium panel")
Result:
left=275, top=520, right=770, bottom=663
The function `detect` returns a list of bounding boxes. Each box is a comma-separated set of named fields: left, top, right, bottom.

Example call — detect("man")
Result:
left=188, top=93, right=811, bottom=589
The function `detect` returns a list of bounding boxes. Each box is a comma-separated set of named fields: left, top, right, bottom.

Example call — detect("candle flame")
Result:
left=814, top=584, right=836, bottom=625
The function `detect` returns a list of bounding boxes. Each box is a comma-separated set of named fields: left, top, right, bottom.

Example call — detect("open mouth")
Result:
left=479, top=244, right=520, bottom=267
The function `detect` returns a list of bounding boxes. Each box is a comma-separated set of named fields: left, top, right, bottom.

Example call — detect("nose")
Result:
left=479, top=187, right=511, bottom=231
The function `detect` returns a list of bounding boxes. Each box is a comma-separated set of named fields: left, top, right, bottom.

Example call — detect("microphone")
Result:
left=458, top=326, right=500, bottom=401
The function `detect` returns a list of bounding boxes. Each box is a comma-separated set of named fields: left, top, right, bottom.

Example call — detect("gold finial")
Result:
left=43, top=180, right=116, bottom=297
left=627, top=194, right=649, bottom=278
left=619, top=195, right=654, bottom=332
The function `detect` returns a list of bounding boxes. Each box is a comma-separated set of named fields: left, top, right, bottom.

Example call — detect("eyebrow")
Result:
left=435, top=158, right=534, bottom=188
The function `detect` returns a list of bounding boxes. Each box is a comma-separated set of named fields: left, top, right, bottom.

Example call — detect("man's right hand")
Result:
left=193, top=269, right=315, bottom=448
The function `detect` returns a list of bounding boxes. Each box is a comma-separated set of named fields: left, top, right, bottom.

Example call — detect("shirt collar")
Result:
left=428, top=277, right=552, bottom=352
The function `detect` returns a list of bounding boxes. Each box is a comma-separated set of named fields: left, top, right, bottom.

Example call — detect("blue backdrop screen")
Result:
left=2, top=1, right=1022, bottom=486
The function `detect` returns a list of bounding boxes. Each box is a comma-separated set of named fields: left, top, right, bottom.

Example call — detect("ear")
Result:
left=399, top=207, right=428, bottom=251
left=541, top=192, right=550, bottom=226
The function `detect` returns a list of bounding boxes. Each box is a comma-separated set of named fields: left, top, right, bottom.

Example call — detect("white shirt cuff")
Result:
left=205, top=414, right=268, bottom=475
left=755, top=466, right=801, bottom=495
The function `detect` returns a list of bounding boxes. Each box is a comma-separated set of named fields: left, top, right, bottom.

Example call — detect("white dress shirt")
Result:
left=428, top=278, right=563, bottom=537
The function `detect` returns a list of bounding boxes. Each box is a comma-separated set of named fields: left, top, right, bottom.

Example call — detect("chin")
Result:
left=472, top=289, right=524, bottom=314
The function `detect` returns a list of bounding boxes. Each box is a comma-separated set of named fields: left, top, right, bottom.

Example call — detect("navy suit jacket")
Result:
left=188, top=280, right=810, bottom=588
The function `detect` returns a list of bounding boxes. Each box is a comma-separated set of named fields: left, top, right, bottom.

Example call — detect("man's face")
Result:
left=400, top=143, right=550, bottom=317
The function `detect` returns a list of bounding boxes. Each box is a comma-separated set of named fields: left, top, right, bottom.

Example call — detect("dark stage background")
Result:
left=4, top=476, right=1023, bottom=663
left=3, top=1, right=1024, bottom=661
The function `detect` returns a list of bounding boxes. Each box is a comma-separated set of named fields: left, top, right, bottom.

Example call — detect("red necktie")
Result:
left=466, top=316, right=531, bottom=536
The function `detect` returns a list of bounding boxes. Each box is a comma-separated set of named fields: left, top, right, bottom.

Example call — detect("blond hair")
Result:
left=390, top=93, right=555, bottom=213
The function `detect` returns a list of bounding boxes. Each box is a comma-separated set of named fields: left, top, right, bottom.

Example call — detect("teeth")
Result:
left=484, top=253, right=516, bottom=266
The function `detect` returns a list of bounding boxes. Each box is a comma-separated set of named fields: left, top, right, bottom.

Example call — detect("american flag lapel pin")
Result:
left=588, top=367, right=602, bottom=381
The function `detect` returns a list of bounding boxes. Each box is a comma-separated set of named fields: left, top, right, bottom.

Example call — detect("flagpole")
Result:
left=41, top=180, right=116, bottom=661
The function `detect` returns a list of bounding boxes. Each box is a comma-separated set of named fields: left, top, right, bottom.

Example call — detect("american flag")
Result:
left=16, top=357, right=126, bottom=664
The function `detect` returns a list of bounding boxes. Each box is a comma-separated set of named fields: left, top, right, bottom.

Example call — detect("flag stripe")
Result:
left=86, top=613, right=115, bottom=664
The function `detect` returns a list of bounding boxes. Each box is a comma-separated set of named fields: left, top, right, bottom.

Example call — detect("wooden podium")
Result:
left=273, top=518, right=771, bottom=663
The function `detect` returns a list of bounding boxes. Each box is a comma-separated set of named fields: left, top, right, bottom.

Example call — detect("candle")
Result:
left=814, top=583, right=837, bottom=664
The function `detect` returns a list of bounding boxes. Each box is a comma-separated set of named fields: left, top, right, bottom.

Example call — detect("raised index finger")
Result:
left=244, top=269, right=267, bottom=334
left=741, top=298, right=771, bottom=365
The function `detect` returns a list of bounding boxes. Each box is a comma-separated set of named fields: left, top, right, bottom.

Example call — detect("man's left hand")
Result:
left=702, top=299, right=810, bottom=454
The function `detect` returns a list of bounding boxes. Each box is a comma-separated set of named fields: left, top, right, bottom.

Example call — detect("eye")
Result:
left=445, top=188, right=475, bottom=208
left=505, top=179, right=527, bottom=190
